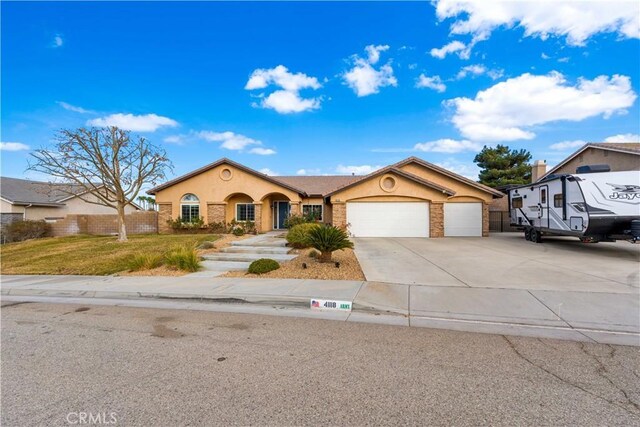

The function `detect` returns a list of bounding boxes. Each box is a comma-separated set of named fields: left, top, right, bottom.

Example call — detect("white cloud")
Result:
left=429, top=40, right=471, bottom=59
left=57, top=101, right=94, bottom=114
left=259, top=168, right=279, bottom=176
left=197, top=130, right=276, bottom=155
left=343, top=45, right=397, bottom=97
left=434, top=0, right=640, bottom=46
left=541, top=53, right=550, bottom=60
left=549, top=140, right=587, bottom=151
left=415, top=74, right=446, bottom=92
left=365, top=44, right=389, bottom=64
left=435, top=159, right=480, bottom=180
left=456, top=64, right=503, bottom=80
left=604, top=133, right=640, bottom=143
left=0, top=142, right=30, bottom=151
left=245, top=65, right=322, bottom=114
left=249, top=147, right=276, bottom=155
left=87, top=113, right=178, bottom=132
left=447, top=72, right=637, bottom=142
left=336, top=164, right=383, bottom=175
left=52, top=34, right=63, bottom=48
left=414, top=138, right=482, bottom=153
left=296, top=168, right=322, bottom=176
left=259, top=90, right=321, bottom=114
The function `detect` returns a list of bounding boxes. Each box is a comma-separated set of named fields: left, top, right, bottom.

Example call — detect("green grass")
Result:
left=0, top=234, right=220, bottom=275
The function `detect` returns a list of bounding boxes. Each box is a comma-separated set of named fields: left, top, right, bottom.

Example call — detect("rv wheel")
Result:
left=531, top=229, right=542, bottom=243
left=524, top=228, right=531, bottom=241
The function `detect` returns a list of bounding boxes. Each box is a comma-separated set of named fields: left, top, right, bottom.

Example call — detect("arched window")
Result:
left=180, top=194, right=200, bottom=222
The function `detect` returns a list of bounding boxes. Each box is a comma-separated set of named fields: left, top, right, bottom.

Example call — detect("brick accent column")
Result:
left=482, top=202, right=490, bottom=237
left=429, top=202, right=444, bottom=238
left=253, top=202, right=263, bottom=233
left=332, top=203, right=346, bottom=229
left=206, top=202, right=226, bottom=225
left=290, top=201, right=300, bottom=216
left=158, top=202, right=172, bottom=234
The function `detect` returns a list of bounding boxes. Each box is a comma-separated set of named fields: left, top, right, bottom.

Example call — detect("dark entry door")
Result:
left=277, top=202, right=290, bottom=229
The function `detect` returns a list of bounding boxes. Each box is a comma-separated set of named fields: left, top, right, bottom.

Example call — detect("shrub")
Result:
left=129, top=254, right=164, bottom=271
left=208, top=221, right=228, bottom=234
left=248, top=258, right=280, bottom=274
left=306, top=225, right=354, bottom=263
left=286, top=223, right=321, bottom=248
left=167, top=216, right=206, bottom=231
left=165, top=246, right=201, bottom=272
left=228, top=219, right=256, bottom=236
left=283, top=212, right=318, bottom=229
left=197, top=241, right=215, bottom=250
left=308, top=249, right=319, bottom=258
left=2, top=220, right=50, bottom=243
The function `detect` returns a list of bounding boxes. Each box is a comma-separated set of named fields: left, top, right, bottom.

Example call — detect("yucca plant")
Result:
left=305, top=225, right=354, bottom=263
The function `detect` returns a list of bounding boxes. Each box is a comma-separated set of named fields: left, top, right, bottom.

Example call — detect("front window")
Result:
left=302, top=204, right=323, bottom=221
left=180, top=194, right=200, bottom=222
left=554, top=194, right=563, bottom=208
left=236, top=203, right=255, bottom=221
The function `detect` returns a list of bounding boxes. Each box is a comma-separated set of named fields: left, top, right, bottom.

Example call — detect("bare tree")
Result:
left=28, top=127, right=172, bottom=242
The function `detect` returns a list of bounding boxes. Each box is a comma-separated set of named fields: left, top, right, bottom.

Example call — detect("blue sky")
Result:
left=2, top=1, right=639, bottom=182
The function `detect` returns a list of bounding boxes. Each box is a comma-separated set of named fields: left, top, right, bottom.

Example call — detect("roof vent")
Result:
left=576, top=164, right=611, bottom=174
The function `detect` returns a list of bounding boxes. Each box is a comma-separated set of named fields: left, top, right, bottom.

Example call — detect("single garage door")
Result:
left=444, top=203, right=482, bottom=236
left=346, top=202, right=429, bottom=237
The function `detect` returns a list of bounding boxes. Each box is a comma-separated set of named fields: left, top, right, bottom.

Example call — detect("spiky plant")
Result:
left=305, top=225, right=354, bottom=263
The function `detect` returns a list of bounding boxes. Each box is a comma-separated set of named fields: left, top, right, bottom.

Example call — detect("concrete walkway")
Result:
left=2, top=274, right=638, bottom=346
left=188, top=232, right=297, bottom=278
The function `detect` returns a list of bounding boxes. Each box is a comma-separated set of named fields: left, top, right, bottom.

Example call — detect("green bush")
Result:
left=207, top=221, right=228, bottom=234
left=165, top=246, right=201, bottom=272
left=306, top=225, right=354, bottom=263
left=248, top=258, right=280, bottom=274
left=167, top=216, right=206, bottom=230
left=308, top=249, right=319, bottom=258
left=228, top=219, right=256, bottom=236
left=283, top=212, right=320, bottom=229
left=286, top=223, right=321, bottom=248
left=129, top=254, right=164, bottom=271
left=2, top=220, right=50, bottom=243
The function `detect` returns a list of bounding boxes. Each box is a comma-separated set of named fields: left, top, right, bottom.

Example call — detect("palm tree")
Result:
left=305, top=225, right=354, bottom=263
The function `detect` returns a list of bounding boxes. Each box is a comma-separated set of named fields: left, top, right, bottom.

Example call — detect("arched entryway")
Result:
left=224, top=193, right=256, bottom=224
left=260, top=192, right=292, bottom=230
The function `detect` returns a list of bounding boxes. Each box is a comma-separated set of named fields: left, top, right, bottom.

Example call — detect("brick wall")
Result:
left=158, top=203, right=172, bottom=234
left=482, top=203, right=490, bottom=237
left=331, top=203, right=346, bottom=229
left=50, top=211, right=157, bottom=237
left=253, top=203, right=263, bottom=233
left=206, top=203, right=226, bottom=225
left=429, top=202, right=444, bottom=238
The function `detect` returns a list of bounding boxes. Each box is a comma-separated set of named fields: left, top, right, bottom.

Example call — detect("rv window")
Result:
left=512, top=197, right=523, bottom=208
left=554, top=194, right=563, bottom=208
left=541, top=189, right=547, bottom=204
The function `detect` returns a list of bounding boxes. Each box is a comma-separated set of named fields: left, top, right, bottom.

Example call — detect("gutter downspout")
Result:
left=23, top=204, right=33, bottom=220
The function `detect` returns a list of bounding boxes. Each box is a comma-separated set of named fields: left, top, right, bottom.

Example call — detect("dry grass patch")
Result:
left=224, top=248, right=365, bottom=281
left=0, top=234, right=221, bottom=275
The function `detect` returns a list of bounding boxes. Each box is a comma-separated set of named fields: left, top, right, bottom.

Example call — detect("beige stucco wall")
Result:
left=154, top=163, right=304, bottom=231
left=2, top=194, right=137, bottom=221
left=553, top=148, right=640, bottom=175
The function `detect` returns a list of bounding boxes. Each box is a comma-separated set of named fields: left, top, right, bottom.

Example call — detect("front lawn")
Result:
left=0, top=234, right=220, bottom=275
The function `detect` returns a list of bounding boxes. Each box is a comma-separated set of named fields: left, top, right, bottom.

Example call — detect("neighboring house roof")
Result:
left=272, top=175, right=364, bottom=197
left=0, top=176, right=143, bottom=209
left=147, top=156, right=503, bottom=198
left=147, top=158, right=308, bottom=195
left=0, top=177, right=84, bottom=206
left=541, top=142, right=640, bottom=180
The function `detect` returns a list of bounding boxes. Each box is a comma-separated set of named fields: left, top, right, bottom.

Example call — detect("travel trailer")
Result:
left=508, top=165, right=640, bottom=243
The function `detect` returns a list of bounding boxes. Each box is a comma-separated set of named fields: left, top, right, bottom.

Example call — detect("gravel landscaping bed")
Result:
left=223, top=248, right=365, bottom=281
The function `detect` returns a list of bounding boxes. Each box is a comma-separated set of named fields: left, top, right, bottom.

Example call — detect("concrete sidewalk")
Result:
left=1, top=274, right=638, bottom=346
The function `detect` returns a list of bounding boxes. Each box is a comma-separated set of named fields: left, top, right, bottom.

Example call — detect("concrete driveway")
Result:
left=353, top=233, right=640, bottom=293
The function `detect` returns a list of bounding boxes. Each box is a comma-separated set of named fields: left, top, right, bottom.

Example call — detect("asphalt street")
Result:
left=2, top=301, right=639, bottom=426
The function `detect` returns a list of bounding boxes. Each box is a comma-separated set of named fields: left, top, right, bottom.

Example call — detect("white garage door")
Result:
left=346, top=202, right=429, bottom=237
left=444, top=203, right=482, bottom=236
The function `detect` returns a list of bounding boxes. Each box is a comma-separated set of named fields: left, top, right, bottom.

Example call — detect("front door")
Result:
left=275, top=201, right=290, bottom=229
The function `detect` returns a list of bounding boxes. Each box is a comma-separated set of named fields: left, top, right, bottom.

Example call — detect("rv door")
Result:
left=539, top=185, right=549, bottom=228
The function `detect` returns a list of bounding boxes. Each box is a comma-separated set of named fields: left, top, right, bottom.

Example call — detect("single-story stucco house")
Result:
left=148, top=156, right=503, bottom=238
left=0, top=177, right=139, bottom=225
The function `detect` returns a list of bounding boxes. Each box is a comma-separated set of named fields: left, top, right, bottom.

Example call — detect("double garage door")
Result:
left=346, top=202, right=482, bottom=237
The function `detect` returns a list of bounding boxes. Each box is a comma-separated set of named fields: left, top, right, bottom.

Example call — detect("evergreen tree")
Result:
left=473, top=145, right=532, bottom=187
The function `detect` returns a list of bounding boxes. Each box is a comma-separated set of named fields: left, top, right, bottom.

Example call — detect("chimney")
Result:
left=531, top=160, right=547, bottom=182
